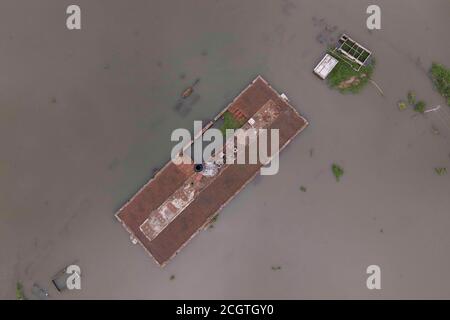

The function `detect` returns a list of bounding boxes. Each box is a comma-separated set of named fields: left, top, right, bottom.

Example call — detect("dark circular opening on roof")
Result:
left=194, top=164, right=204, bottom=172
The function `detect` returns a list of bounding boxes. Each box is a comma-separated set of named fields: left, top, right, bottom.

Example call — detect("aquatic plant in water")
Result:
left=430, top=63, right=450, bottom=106
left=332, top=164, right=344, bottom=182
left=414, top=101, right=426, bottom=113
left=398, top=101, right=407, bottom=111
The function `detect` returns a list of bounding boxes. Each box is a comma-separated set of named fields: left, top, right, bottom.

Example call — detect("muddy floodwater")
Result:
left=0, top=0, right=449, bottom=299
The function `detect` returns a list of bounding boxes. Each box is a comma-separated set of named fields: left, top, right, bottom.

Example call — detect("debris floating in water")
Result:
left=271, top=266, right=282, bottom=271
left=181, top=78, right=200, bottom=99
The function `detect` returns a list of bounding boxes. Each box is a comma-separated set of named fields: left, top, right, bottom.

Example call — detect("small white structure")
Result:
left=314, top=54, right=339, bottom=79
left=280, top=93, right=289, bottom=101
left=130, top=235, right=138, bottom=244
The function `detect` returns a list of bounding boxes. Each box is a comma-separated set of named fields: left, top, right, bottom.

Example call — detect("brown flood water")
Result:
left=0, top=0, right=449, bottom=299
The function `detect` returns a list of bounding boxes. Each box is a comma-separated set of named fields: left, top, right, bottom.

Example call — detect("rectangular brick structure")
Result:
left=115, top=76, right=309, bottom=266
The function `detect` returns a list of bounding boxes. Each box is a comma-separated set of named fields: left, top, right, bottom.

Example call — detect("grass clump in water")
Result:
left=414, top=101, right=426, bottom=113
left=16, top=282, right=26, bottom=300
left=332, top=164, right=344, bottom=182
left=430, top=63, right=450, bottom=106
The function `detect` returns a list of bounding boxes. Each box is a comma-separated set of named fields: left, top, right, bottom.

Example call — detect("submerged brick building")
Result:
left=116, top=76, right=308, bottom=266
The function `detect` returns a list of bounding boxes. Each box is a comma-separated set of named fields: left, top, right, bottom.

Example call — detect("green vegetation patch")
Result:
left=299, top=186, right=307, bottom=192
left=403, top=91, right=426, bottom=113
left=326, top=50, right=375, bottom=94
left=210, top=214, right=219, bottom=224
left=397, top=101, right=408, bottom=111
left=332, top=163, right=344, bottom=182
left=435, top=167, right=447, bottom=176
left=220, top=111, right=245, bottom=136
left=407, top=91, right=416, bottom=106
left=16, top=282, right=25, bottom=300
left=430, top=63, right=450, bottom=106
left=414, top=100, right=426, bottom=113
left=271, top=266, right=282, bottom=271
